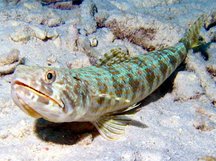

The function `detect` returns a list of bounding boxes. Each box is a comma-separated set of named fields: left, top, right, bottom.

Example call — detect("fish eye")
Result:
left=45, top=70, right=56, bottom=83
left=47, top=73, right=53, bottom=80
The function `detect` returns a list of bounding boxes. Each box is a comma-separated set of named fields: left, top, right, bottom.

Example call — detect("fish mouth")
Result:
left=13, top=81, right=64, bottom=109
left=17, top=96, right=42, bottom=118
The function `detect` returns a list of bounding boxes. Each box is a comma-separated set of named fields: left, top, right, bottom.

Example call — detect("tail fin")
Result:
left=179, top=15, right=207, bottom=50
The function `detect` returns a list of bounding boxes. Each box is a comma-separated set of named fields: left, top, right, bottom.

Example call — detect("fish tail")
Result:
left=179, top=14, right=207, bottom=50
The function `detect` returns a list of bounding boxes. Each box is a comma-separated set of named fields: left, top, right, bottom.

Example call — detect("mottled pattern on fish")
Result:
left=67, top=44, right=186, bottom=117
left=11, top=15, right=206, bottom=140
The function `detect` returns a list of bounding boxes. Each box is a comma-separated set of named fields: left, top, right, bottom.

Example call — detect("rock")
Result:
left=0, top=49, right=23, bottom=75
left=46, top=28, right=59, bottom=39
left=47, top=15, right=63, bottom=27
left=128, top=0, right=181, bottom=8
left=186, top=50, right=216, bottom=106
left=10, top=26, right=32, bottom=42
left=4, top=0, right=20, bottom=5
left=32, top=26, right=59, bottom=40
left=77, top=35, right=92, bottom=55
left=53, top=36, right=62, bottom=48
left=42, top=0, right=74, bottom=10
left=0, top=49, right=20, bottom=66
left=23, top=1, right=42, bottom=10
left=41, top=10, right=64, bottom=27
left=95, top=10, right=109, bottom=27
left=64, top=24, right=79, bottom=51
left=80, top=0, right=97, bottom=34
left=31, top=26, right=47, bottom=40
left=10, top=25, right=59, bottom=42
left=20, top=8, right=63, bottom=27
left=105, top=13, right=183, bottom=50
left=173, top=71, right=204, bottom=101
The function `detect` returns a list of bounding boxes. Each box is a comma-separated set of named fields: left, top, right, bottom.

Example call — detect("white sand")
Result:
left=0, top=0, right=215, bottom=160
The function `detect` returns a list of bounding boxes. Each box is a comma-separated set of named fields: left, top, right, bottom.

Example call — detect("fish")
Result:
left=11, top=15, right=206, bottom=140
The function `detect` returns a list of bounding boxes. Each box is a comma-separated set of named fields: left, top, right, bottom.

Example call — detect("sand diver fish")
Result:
left=11, top=15, right=206, bottom=140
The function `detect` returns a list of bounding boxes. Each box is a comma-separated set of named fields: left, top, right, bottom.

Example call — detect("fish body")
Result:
left=11, top=15, right=206, bottom=140
left=66, top=43, right=187, bottom=121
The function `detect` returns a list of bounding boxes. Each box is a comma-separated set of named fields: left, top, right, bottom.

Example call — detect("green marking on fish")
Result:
left=11, top=15, right=207, bottom=140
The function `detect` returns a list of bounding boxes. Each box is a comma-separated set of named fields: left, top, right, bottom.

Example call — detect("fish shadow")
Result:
left=34, top=118, right=148, bottom=145
left=34, top=118, right=98, bottom=145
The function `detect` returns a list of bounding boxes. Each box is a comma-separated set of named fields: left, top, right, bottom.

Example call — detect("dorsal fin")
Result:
left=96, top=47, right=130, bottom=67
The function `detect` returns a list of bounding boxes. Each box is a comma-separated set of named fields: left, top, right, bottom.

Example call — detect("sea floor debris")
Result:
left=0, top=0, right=215, bottom=161
left=0, top=49, right=23, bottom=75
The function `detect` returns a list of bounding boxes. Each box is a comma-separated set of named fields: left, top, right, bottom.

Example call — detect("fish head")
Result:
left=11, top=65, right=79, bottom=122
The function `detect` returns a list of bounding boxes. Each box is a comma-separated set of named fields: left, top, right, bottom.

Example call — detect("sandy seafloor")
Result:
left=0, top=0, right=216, bottom=161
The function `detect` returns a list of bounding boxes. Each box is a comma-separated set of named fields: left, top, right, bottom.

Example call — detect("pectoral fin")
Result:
left=92, top=103, right=142, bottom=140
left=93, top=114, right=131, bottom=140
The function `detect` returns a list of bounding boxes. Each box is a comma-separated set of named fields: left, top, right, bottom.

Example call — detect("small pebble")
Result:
left=47, top=54, right=57, bottom=66
left=77, top=133, right=93, bottom=145
left=90, top=37, right=98, bottom=47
